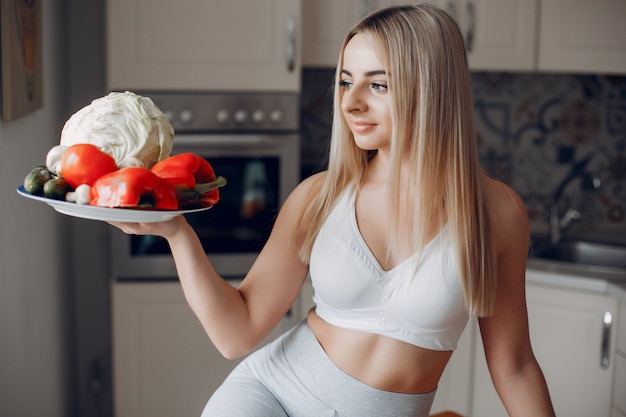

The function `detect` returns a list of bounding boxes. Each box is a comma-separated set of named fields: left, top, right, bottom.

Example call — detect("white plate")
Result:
left=17, top=186, right=211, bottom=222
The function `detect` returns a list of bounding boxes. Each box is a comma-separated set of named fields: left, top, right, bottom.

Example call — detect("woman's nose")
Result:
left=341, top=88, right=366, bottom=113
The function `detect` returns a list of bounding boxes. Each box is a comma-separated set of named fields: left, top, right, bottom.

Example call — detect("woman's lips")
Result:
left=350, top=121, right=376, bottom=133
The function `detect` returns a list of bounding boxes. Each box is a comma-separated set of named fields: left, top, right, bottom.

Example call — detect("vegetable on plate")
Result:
left=151, top=153, right=226, bottom=208
left=61, top=143, right=118, bottom=188
left=23, top=166, right=53, bottom=195
left=90, top=167, right=178, bottom=210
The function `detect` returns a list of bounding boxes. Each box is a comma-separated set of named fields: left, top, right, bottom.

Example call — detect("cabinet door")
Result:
left=378, top=0, right=537, bottom=71
left=472, top=282, right=617, bottom=417
left=112, top=281, right=292, bottom=417
left=303, top=0, right=537, bottom=71
left=302, top=0, right=452, bottom=67
left=302, top=0, right=365, bottom=67
left=107, top=0, right=301, bottom=92
left=539, top=0, right=626, bottom=74
left=376, top=0, right=459, bottom=18
left=456, top=0, right=537, bottom=71
left=614, top=302, right=626, bottom=415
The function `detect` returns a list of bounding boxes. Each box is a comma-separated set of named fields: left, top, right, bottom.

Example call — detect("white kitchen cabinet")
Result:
left=539, top=0, right=626, bottom=74
left=472, top=278, right=618, bottom=417
left=613, top=301, right=626, bottom=416
left=112, top=281, right=298, bottom=417
left=301, top=0, right=365, bottom=67
left=301, top=0, right=412, bottom=67
left=107, top=0, right=301, bottom=92
left=378, top=0, right=538, bottom=71
left=303, top=0, right=442, bottom=67
left=302, top=0, right=537, bottom=71
left=450, top=0, right=538, bottom=71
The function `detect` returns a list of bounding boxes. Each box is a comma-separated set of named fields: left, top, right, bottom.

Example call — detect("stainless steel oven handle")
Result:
left=173, top=134, right=293, bottom=148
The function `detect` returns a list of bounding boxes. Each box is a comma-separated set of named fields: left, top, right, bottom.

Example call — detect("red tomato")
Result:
left=61, top=143, right=118, bottom=188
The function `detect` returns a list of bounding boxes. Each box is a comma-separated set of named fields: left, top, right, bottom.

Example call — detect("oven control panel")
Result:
left=142, top=92, right=300, bottom=133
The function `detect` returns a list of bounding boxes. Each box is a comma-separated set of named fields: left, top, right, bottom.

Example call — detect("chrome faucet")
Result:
left=549, top=154, right=601, bottom=245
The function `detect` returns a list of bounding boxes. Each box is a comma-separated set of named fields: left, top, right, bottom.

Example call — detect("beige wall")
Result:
left=0, top=1, right=70, bottom=416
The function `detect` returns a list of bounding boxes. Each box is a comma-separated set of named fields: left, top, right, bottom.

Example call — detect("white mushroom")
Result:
left=45, top=145, right=69, bottom=175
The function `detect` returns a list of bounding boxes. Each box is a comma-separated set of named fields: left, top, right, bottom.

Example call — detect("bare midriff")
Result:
left=306, top=309, right=452, bottom=394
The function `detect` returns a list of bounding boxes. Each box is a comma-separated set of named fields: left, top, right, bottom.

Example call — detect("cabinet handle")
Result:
left=465, top=2, right=475, bottom=52
left=286, top=15, right=296, bottom=72
left=600, top=311, right=613, bottom=369
left=446, top=1, right=458, bottom=20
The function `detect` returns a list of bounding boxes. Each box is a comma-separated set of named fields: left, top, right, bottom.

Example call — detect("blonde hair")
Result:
left=296, top=4, right=496, bottom=316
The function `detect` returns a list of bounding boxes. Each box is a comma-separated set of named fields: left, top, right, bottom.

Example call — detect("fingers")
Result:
left=107, top=216, right=182, bottom=238
left=107, top=221, right=144, bottom=234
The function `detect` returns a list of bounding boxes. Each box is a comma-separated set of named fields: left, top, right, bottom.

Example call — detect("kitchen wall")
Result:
left=0, top=1, right=69, bottom=417
left=300, top=69, right=626, bottom=238
left=0, top=0, right=107, bottom=416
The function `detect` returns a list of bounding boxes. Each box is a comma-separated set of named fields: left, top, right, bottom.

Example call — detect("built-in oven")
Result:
left=110, top=92, right=300, bottom=280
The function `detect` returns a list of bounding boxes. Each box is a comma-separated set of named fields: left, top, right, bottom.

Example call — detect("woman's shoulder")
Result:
left=281, top=171, right=327, bottom=211
left=294, top=171, right=327, bottom=198
left=481, top=173, right=530, bottom=252
left=481, top=174, right=526, bottom=216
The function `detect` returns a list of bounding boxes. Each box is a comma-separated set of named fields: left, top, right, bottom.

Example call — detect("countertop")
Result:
left=526, top=257, right=626, bottom=302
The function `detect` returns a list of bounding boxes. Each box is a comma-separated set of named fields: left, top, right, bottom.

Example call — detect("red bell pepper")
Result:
left=90, top=167, right=178, bottom=210
left=151, top=153, right=226, bottom=208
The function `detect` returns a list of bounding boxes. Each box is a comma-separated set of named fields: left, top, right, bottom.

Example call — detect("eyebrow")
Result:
left=341, top=69, right=387, bottom=77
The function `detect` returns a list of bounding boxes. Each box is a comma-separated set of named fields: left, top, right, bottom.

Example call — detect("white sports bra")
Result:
left=309, top=188, right=469, bottom=351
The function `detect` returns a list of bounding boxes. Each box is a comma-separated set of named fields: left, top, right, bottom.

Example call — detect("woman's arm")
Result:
left=110, top=174, right=321, bottom=359
left=478, top=178, right=556, bottom=416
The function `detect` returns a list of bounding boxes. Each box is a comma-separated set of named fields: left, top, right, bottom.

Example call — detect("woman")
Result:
left=112, top=5, right=555, bottom=416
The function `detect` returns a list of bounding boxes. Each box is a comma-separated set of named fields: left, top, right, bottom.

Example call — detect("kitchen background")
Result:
left=0, top=1, right=625, bottom=416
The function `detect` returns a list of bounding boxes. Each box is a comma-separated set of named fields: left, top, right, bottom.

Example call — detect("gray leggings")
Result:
left=201, top=321, right=436, bottom=417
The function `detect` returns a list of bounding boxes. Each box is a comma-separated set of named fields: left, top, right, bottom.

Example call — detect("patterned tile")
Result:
left=473, top=73, right=626, bottom=231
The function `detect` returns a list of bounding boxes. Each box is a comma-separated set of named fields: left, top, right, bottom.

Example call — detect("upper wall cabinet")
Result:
left=303, top=0, right=626, bottom=75
left=107, top=0, right=301, bottom=92
left=301, top=0, right=364, bottom=67
left=302, top=0, right=537, bottom=71
left=442, top=0, right=538, bottom=71
left=539, top=0, right=626, bottom=74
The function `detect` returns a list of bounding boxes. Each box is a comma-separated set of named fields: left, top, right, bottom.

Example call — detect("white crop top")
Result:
left=309, top=188, right=469, bottom=351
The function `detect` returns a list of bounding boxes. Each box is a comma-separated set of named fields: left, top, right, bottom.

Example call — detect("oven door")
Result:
left=111, top=133, right=300, bottom=280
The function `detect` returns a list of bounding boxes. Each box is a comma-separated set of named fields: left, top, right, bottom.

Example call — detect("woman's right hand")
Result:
left=108, top=214, right=185, bottom=240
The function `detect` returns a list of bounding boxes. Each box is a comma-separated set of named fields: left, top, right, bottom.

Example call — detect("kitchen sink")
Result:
left=532, top=239, right=626, bottom=269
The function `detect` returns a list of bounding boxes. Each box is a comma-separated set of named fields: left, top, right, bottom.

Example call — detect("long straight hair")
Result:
left=295, top=5, right=497, bottom=316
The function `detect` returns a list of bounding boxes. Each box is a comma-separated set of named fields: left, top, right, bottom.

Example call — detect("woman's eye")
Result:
left=371, top=82, right=388, bottom=92
left=339, top=79, right=352, bottom=89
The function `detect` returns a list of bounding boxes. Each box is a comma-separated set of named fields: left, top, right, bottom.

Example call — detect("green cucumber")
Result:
left=43, top=178, right=71, bottom=200
left=24, top=166, right=53, bottom=195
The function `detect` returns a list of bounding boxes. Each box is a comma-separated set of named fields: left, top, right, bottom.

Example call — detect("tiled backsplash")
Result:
left=300, top=69, right=626, bottom=236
